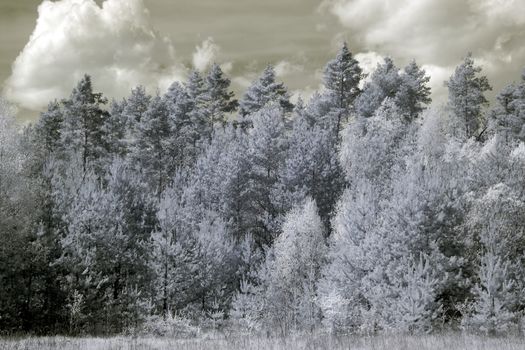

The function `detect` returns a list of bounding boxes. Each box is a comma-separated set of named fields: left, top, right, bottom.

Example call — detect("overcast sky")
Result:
left=1, top=0, right=525, bottom=121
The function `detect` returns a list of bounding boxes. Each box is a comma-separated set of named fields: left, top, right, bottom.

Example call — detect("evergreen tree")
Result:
left=490, top=72, right=525, bottom=141
left=205, top=63, right=238, bottom=127
left=396, top=60, right=432, bottom=120
left=245, top=105, right=288, bottom=245
left=59, top=75, right=109, bottom=174
left=355, top=57, right=402, bottom=119
left=131, top=95, right=173, bottom=196
left=446, top=53, right=492, bottom=139
left=323, top=43, right=363, bottom=135
left=34, top=101, right=64, bottom=155
left=239, top=65, right=294, bottom=118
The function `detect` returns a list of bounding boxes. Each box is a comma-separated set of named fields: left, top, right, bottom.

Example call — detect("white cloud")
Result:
left=354, top=52, right=383, bottom=78
left=274, top=60, right=304, bottom=77
left=4, top=0, right=185, bottom=111
left=192, top=37, right=219, bottom=72
left=322, top=0, right=525, bottom=98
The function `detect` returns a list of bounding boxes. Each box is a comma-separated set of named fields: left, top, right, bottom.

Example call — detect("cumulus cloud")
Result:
left=274, top=60, right=304, bottom=77
left=192, top=37, right=219, bottom=72
left=322, top=0, right=525, bottom=99
left=354, top=52, right=384, bottom=77
left=4, top=0, right=185, bottom=111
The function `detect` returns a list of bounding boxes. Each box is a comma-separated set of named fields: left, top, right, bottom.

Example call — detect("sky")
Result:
left=1, top=0, right=525, bottom=121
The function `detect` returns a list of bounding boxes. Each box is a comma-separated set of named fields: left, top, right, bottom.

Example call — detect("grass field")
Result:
left=0, top=333, right=523, bottom=350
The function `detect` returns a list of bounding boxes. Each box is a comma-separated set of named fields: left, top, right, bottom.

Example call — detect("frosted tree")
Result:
left=323, top=43, right=363, bottom=134
left=356, top=58, right=431, bottom=121
left=123, top=85, right=152, bottom=126
left=489, top=72, right=525, bottom=142
left=464, top=252, right=519, bottom=335
left=205, top=63, right=238, bottom=127
left=0, top=100, right=51, bottom=331
left=56, top=159, right=155, bottom=332
left=239, top=65, right=293, bottom=118
left=59, top=75, right=109, bottom=175
left=396, top=60, right=432, bottom=120
left=186, top=70, right=214, bottom=143
left=245, top=105, right=288, bottom=245
left=182, top=125, right=252, bottom=240
left=446, top=53, right=492, bottom=139
left=34, top=101, right=64, bottom=155
left=319, top=100, right=418, bottom=333
left=131, top=95, right=174, bottom=196
left=280, top=108, right=343, bottom=230
left=264, top=198, right=326, bottom=332
left=121, top=85, right=152, bottom=145
left=103, top=100, right=128, bottom=158
left=355, top=57, right=402, bottom=119
left=463, top=183, right=525, bottom=334
left=368, top=254, right=443, bottom=333
left=151, top=184, right=237, bottom=319
left=232, top=199, right=326, bottom=333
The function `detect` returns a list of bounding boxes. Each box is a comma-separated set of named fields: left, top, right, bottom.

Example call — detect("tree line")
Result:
left=1, top=44, right=525, bottom=336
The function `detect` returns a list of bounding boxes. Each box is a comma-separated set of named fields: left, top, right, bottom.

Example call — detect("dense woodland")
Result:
left=1, top=44, right=525, bottom=336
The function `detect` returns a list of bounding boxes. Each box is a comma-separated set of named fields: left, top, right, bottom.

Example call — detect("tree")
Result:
left=232, top=199, right=326, bottom=333
left=205, top=63, right=238, bottom=127
left=151, top=185, right=236, bottom=318
left=131, top=95, right=173, bottom=196
left=245, top=105, right=288, bottom=245
left=446, top=53, right=492, bottom=139
left=59, top=75, right=109, bottom=174
left=489, top=72, right=525, bottom=142
left=239, top=65, right=293, bottom=118
left=0, top=101, right=59, bottom=332
left=355, top=57, right=402, bottom=119
left=323, top=43, right=363, bottom=135
left=279, top=108, right=344, bottom=230
left=121, top=86, right=152, bottom=144
left=265, top=198, right=326, bottom=332
left=34, top=101, right=64, bottom=155
left=396, top=60, right=432, bottom=121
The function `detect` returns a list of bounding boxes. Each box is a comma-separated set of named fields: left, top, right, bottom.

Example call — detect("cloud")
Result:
left=274, top=60, right=304, bottom=77
left=322, top=0, right=525, bottom=98
left=192, top=37, right=219, bottom=72
left=354, top=52, right=383, bottom=77
left=4, top=0, right=185, bottom=111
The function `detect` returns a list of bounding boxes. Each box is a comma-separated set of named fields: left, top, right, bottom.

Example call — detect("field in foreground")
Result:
left=0, top=334, right=523, bottom=350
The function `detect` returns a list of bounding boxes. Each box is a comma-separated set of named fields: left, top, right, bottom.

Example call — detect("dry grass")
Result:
left=0, top=333, right=523, bottom=350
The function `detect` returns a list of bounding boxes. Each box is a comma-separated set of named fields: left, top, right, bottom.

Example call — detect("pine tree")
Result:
left=205, top=63, right=238, bottom=127
left=122, top=86, right=152, bottom=144
left=245, top=105, right=288, bottom=245
left=34, top=101, right=64, bottom=155
left=446, top=53, right=492, bottom=139
left=323, top=43, right=363, bottom=135
left=239, top=65, right=294, bottom=118
left=265, top=198, right=326, bottom=332
left=396, top=60, right=432, bottom=121
left=355, top=57, right=402, bottom=119
left=280, top=108, right=344, bottom=230
left=490, top=73, right=525, bottom=142
left=131, top=95, right=173, bottom=196
left=59, top=75, right=109, bottom=174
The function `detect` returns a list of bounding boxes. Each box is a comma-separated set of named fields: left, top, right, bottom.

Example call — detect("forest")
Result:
left=1, top=44, right=525, bottom=337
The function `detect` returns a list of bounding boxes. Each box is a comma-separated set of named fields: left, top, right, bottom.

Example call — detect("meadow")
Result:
left=0, top=334, right=523, bottom=350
